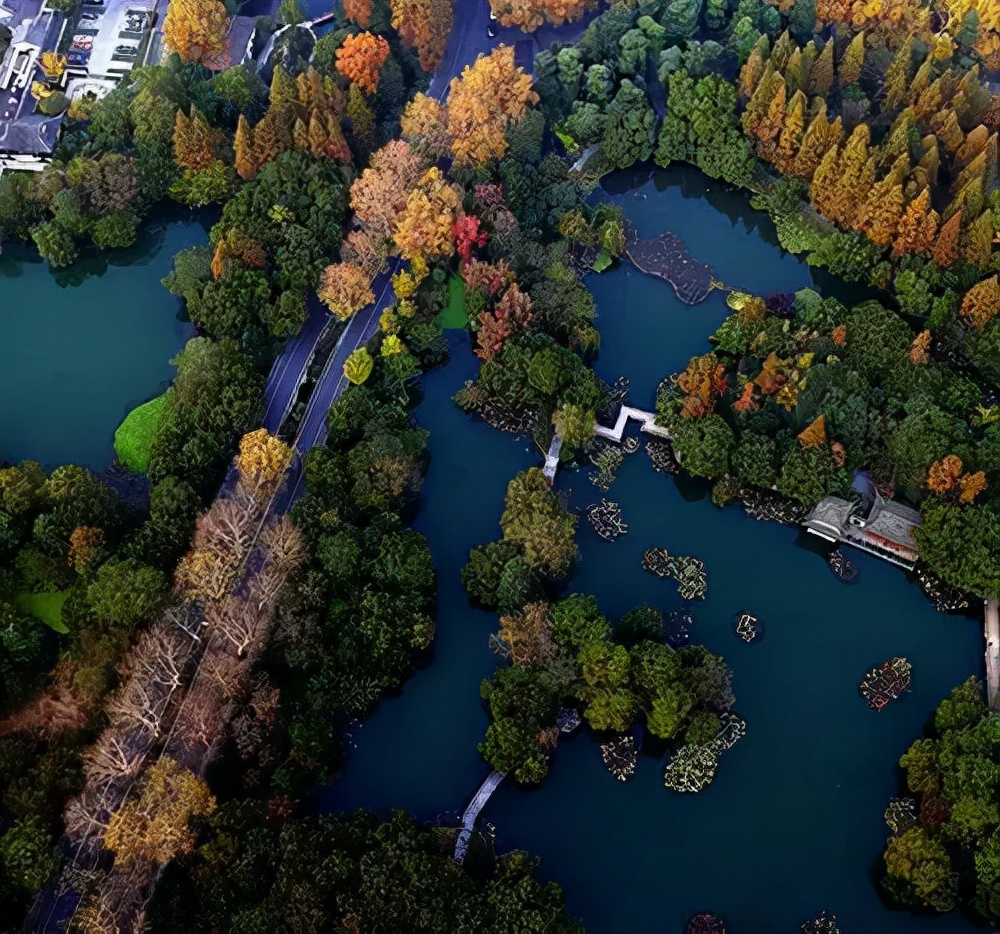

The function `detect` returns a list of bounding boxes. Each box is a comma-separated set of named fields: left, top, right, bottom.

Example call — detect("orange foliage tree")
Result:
left=68, top=526, right=105, bottom=573
left=488, top=0, right=596, bottom=31
left=163, top=0, right=230, bottom=66
left=446, top=45, right=538, bottom=167
left=677, top=353, right=727, bottom=418
left=335, top=32, right=390, bottom=94
left=317, top=262, right=374, bottom=320
left=908, top=329, right=932, bottom=365
left=342, top=0, right=373, bottom=26
left=958, top=471, right=987, bottom=504
left=926, top=454, right=964, bottom=493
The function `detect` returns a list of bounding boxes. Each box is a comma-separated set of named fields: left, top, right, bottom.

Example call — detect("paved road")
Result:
left=249, top=1, right=599, bottom=511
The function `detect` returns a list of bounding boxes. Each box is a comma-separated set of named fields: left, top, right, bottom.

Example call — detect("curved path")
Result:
left=454, top=770, right=506, bottom=862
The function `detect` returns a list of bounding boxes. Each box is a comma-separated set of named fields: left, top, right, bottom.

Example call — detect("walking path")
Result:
left=986, top=598, right=999, bottom=712
left=454, top=770, right=506, bottom=862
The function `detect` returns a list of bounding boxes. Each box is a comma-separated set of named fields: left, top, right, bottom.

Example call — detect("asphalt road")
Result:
left=253, top=1, right=600, bottom=511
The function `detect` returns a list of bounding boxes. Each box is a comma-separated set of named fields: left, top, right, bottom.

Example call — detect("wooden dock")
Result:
left=454, top=770, right=506, bottom=862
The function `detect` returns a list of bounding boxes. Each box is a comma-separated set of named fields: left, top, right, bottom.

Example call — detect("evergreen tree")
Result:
left=933, top=210, right=963, bottom=269
left=839, top=31, right=865, bottom=87
left=893, top=189, right=939, bottom=257
left=234, top=114, right=256, bottom=180
left=808, top=39, right=834, bottom=96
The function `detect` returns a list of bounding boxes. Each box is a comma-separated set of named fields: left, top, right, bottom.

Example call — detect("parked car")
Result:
left=115, top=43, right=138, bottom=52
left=80, top=11, right=100, bottom=21
left=82, top=0, right=103, bottom=6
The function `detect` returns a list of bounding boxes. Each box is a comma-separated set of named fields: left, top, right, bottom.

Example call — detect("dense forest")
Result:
left=2, top=0, right=998, bottom=931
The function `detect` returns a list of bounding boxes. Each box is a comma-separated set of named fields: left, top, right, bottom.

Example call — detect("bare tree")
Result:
left=82, top=731, right=146, bottom=787
left=105, top=678, right=167, bottom=737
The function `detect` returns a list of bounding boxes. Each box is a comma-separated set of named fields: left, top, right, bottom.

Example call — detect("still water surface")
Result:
left=0, top=217, right=205, bottom=470
left=320, top=169, right=984, bottom=934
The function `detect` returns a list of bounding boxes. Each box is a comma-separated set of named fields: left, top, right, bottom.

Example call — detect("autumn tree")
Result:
left=343, top=346, right=374, bottom=385
left=677, top=353, right=727, bottom=418
left=173, top=106, right=219, bottom=172
left=392, top=167, right=462, bottom=261
left=488, top=0, right=595, bottom=30
left=894, top=189, right=939, bottom=257
left=797, top=414, right=827, bottom=449
left=958, top=471, right=987, bottom=504
left=234, top=114, right=256, bottom=180
left=446, top=46, right=538, bottom=167
left=105, top=758, right=215, bottom=865
left=933, top=210, right=962, bottom=268
left=318, top=262, right=374, bottom=320
left=68, top=525, right=105, bottom=574
left=839, top=30, right=865, bottom=86
left=350, top=140, right=427, bottom=245
left=960, top=275, right=1000, bottom=329
left=400, top=93, right=451, bottom=158
left=335, top=32, right=390, bottom=94
left=390, top=0, right=454, bottom=72
left=343, top=0, right=373, bottom=26
left=235, top=429, right=291, bottom=497
left=926, top=455, right=963, bottom=493
left=909, top=329, right=931, bottom=365
left=163, top=0, right=230, bottom=66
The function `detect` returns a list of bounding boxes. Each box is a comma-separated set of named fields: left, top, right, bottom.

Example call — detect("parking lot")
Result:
left=69, top=0, right=155, bottom=79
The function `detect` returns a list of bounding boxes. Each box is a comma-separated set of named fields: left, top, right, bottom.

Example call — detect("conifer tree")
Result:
left=882, top=37, right=914, bottom=112
left=792, top=107, right=841, bottom=179
left=961, top=209, right=994, bottom=268
left=930, top=109, right=964, bottom=153
left=893, top=189, right=939, bottom=257
left=292, top=117, right=309, bottom=150
left=771, top=29, right=794, bottom=72
left=234, top=113, right=256, bottom=180
left=808, top=39, right=834, bottom=96
left=173, top=106, right=215, bottom=172
left=809, top=143, right=841, bottom=217
left=784, top=47, right=805, bottom=95
left=252, top=109, right=290, bottom=167
left=775, top=89, right=806, bottom=173
left=839, top=31, right=865, bottom=87
left=269, top=65, right=297, bottom=111
left=347, top=82, right=376, bottom=149
left=853, top=174, right=903, bottom=247
left=933, top=209, right=962, bottom=268
left=739, top=46, right=765, bottom=102
left=914, top=80, right=943, bottom=121
left=909, top=58, right=932, bottom=102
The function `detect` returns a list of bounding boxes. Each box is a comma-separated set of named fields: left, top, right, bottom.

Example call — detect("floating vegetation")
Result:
left=586, top=499, right=627, bottom=541
left=622, top=436, right=640, bottom=455
left=663, top=743, right=717, bottom=793
left=556, top=708, right=582, bottom=734
left=711, top=477, right=808, bottom=525
left=828, top=548, right=859, bottom=583
left=860, top=657, right=912, bottom=711
left=588, top=442, right=624, bottom=491
left=916, top=568, right=971, bottom=613
left=625, top=228, right=715, bottom=305
left=801, top=910, right=840, bottom=934
left=883, top=797, right=918, bottom=835
left=645, top=438, right=680, bottom=474
left=665, top=609, right=694, bottom=648
left=642, top=548, right=707, bottom=600
left=600, top=734, right=637, bottom=782
left=734, top=611, right=761, bottom=644
left=685, top=913, right=728, bottom=934
left=712, top=712, right=746, bottom=755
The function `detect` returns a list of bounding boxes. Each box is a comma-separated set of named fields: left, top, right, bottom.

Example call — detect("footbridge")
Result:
left=454, top=770, right=506, bottom=862
left=595, top=406, right=671, bottom=443
left=986, top=598, right=999, bottom=712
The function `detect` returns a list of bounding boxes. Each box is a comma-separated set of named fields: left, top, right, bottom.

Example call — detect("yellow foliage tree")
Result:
left=343, top=346, right=374, bottom=384
left=926, top=454, right=963, bottom=493
left=105, top=759, right=215, bottom=866
left=39, top=52, right=67, bottom=79
left=797, top=414, right=827, bottom=448
left=958, top=471, right=987, bottom=504
left=235, top=429, right=291, bottom=495
left=317, top=262, right=374, bottom=321
left=446, top=46, right=538, bottom=167
left=392, top=167, right=462, bottom=261
left=163, top=0, right=230, bottom=66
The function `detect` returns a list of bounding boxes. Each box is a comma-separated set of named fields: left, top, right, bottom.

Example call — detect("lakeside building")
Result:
left=803, top=474, right=921, bottom=570
left=0, top=0, right=158, bottom=170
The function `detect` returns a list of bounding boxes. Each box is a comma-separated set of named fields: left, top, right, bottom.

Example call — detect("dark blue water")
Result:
left=0, top=218, right=204, bottom=470
left=320, top=168, right=985, bottom=934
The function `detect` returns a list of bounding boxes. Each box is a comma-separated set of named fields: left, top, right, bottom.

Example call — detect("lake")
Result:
left=318, top=167, right=985, bottom=934
left=0, top=215, right=206, bottom=471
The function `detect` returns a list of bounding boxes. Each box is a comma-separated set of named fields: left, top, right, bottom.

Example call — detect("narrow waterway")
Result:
left=0, top=217, right=205, bottom=470
left=319, top=167, right=985, bottom=934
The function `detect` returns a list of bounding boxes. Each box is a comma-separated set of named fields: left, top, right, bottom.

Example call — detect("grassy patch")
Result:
left=436, top=273, right=468, bottom=329
left=17, top=591, right=69, bottom=633
left=115, top=391, right=169, bottom=473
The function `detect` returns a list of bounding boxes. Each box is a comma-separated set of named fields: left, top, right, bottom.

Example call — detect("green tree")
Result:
left=86, top=558, right=168, bottom=629
left=499, top=469, right=578, bottom=579
left=602, top=79, right=656, bottom=170
left=31, top=221, right=78, bottom=268
left=913, top=502, right=1000, bottom=598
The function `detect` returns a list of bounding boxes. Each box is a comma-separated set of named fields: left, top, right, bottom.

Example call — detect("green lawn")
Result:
left=115, top=391, right=169, bottom=473
left=436, top=273, right=468, bottom=329
left=17, top=591, right=69, bottom=633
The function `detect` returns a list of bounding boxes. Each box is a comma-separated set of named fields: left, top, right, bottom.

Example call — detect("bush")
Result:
left=115, top=392, right=170, bottom=473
